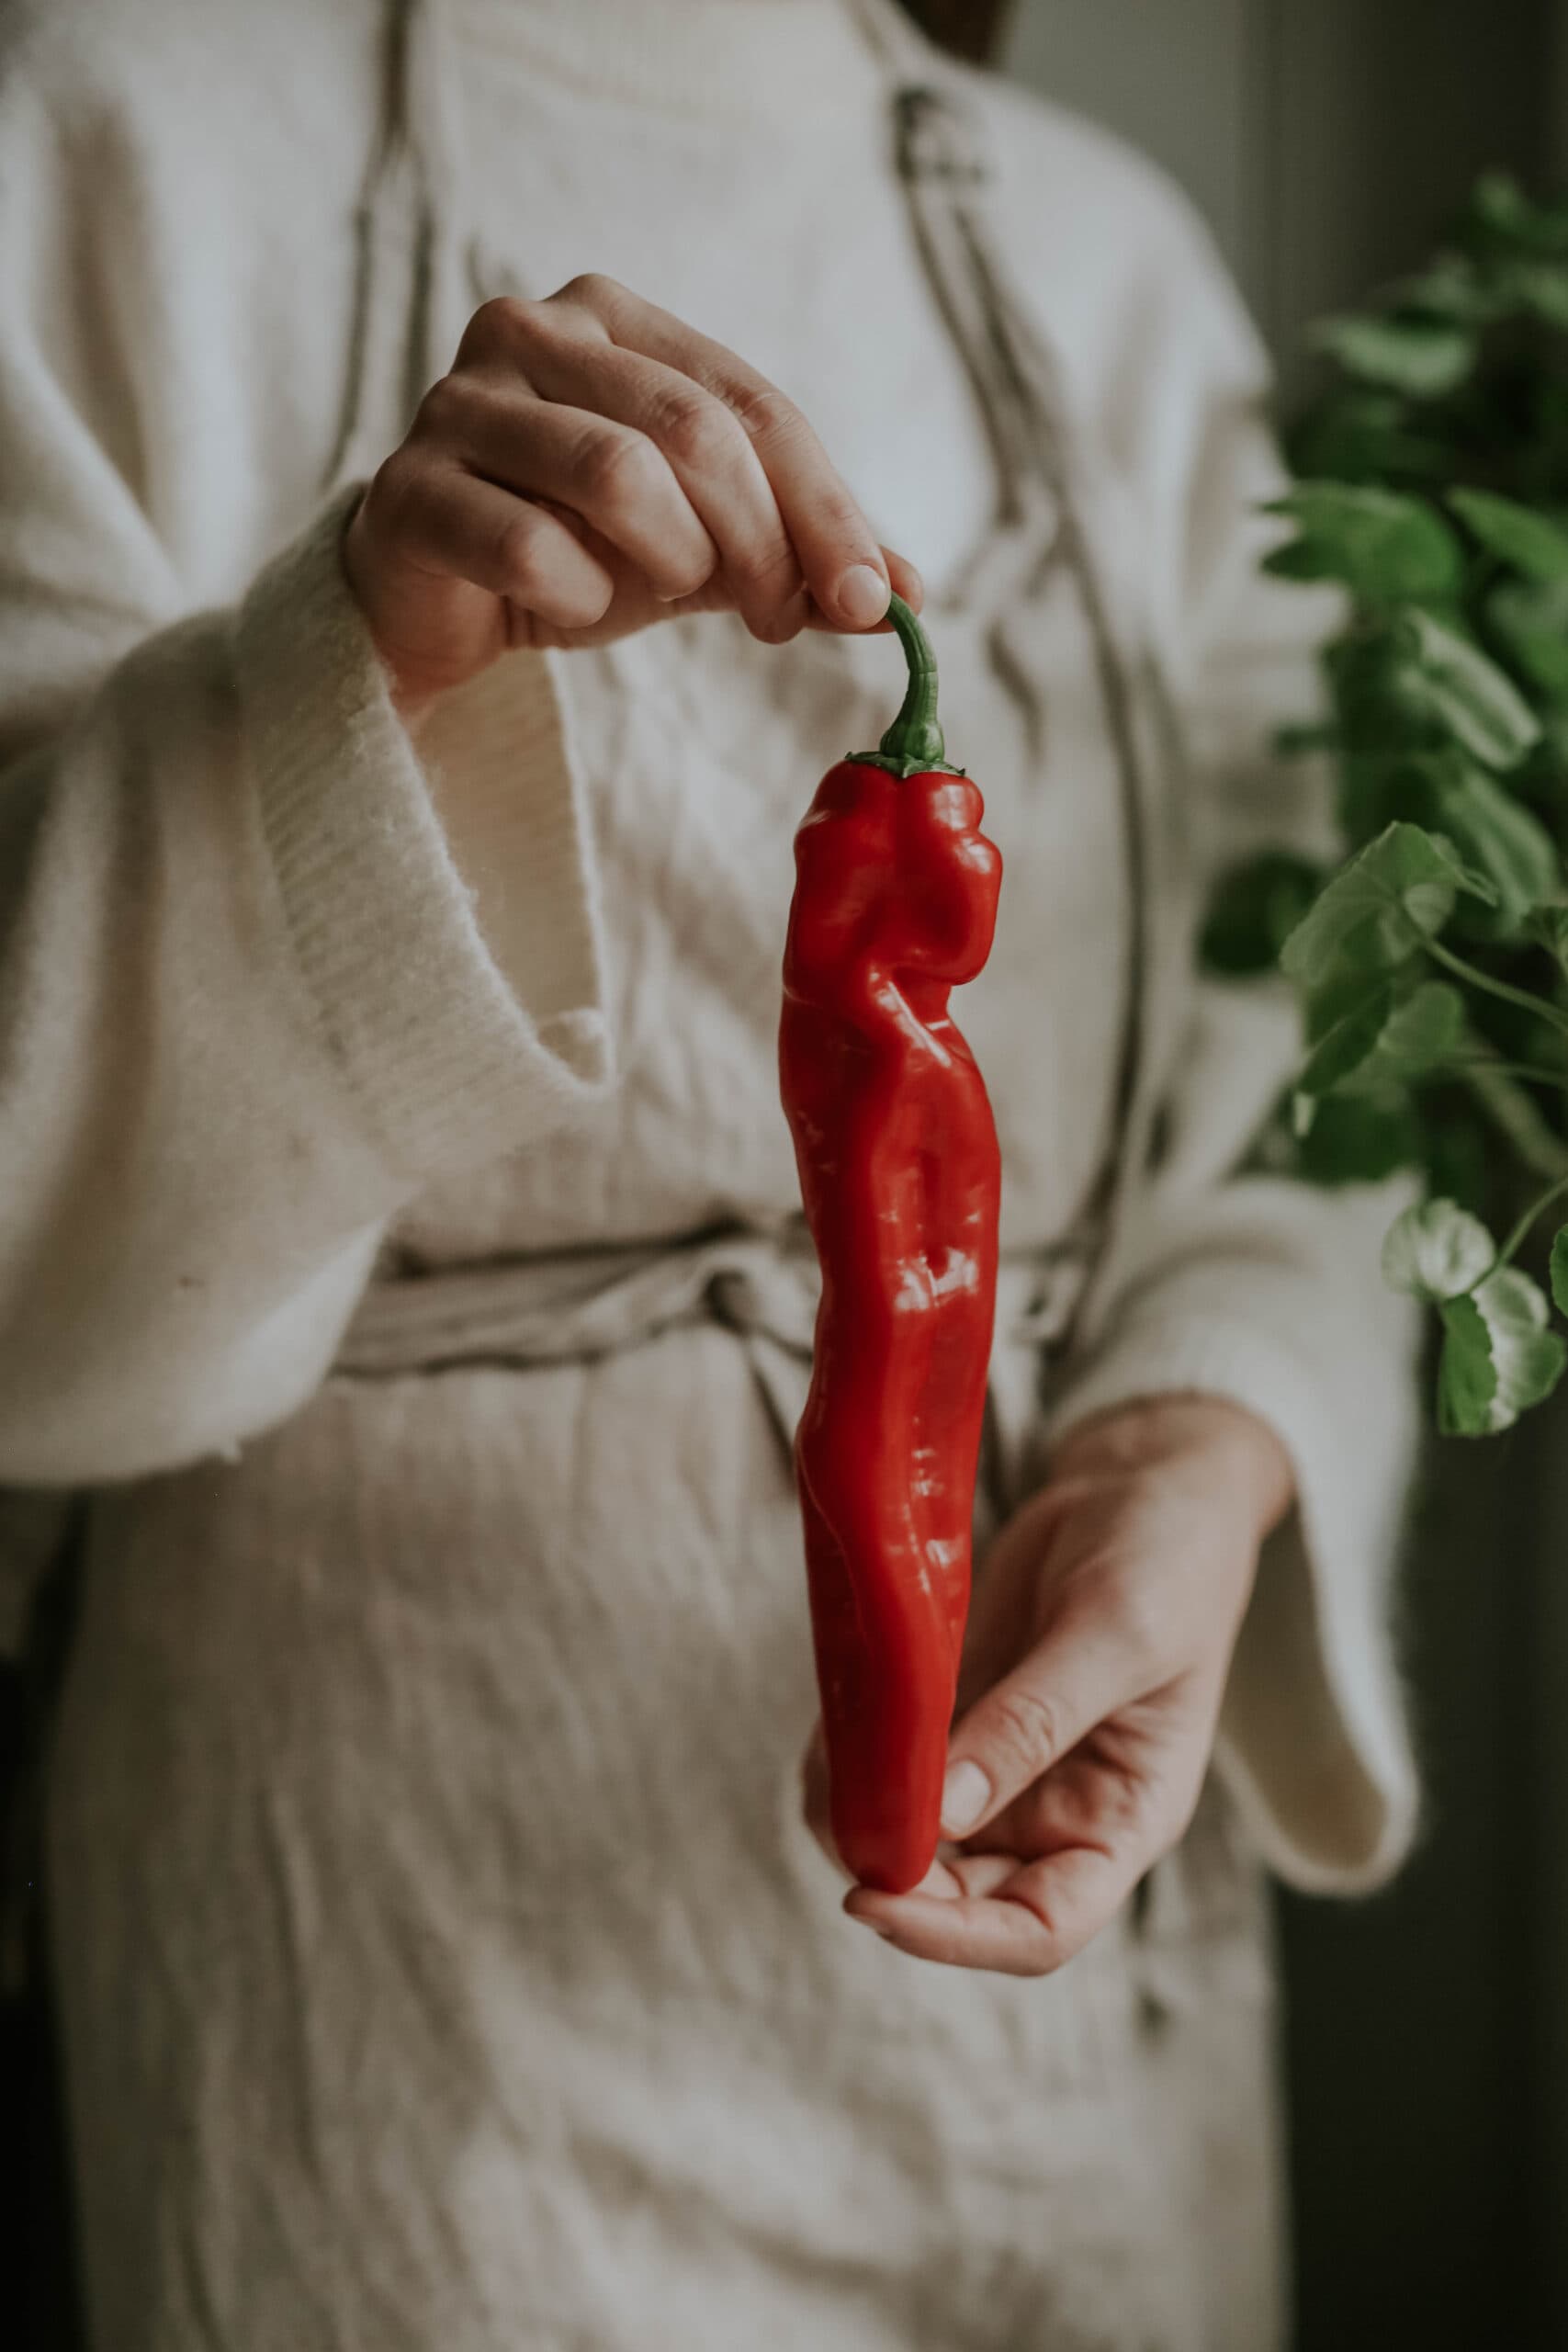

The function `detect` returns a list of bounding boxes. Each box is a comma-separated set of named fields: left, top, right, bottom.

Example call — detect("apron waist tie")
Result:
left=332, top=1225, right=1092, bottom=1512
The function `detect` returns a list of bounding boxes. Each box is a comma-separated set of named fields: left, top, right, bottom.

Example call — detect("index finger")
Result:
left=565, top=274, right=895, bottom=631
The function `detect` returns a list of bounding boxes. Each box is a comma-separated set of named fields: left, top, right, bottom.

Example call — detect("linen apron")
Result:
left=41, top=8, right=1289, bottom=2346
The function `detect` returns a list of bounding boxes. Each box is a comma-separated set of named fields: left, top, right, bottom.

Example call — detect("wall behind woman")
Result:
left=995, top=3, right=1561, bottom=2346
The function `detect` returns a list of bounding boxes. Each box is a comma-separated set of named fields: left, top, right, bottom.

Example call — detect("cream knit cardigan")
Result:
left=0, top=0, right=1420, bottom=1894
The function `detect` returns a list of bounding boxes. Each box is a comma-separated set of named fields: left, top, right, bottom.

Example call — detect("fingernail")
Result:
left=941, top=1758, right=990, bottom=1838
left=837, top=562, right=890, bottom=628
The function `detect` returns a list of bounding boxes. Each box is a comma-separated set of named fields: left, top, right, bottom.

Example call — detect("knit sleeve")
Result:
left=0, top=111, right=610, bottom=1488
left=1039, top=188, right=1423, bottom=1894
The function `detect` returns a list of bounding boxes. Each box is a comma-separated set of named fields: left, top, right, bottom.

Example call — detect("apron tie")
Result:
left=333, top=1227, right=1091, bottom=1513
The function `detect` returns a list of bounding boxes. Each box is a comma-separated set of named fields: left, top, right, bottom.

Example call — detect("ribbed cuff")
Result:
left=1043, top=1312, right=1421, bottom=1895
left=231, top=486, right=612, bottom=1185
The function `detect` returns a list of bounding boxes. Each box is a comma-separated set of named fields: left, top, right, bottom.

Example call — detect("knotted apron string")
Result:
left=333, top=1229, right=1084, bottom=1514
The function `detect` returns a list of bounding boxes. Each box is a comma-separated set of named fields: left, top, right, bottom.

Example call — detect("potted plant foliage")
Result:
left=1209, top=174, right=1568, bottom=1434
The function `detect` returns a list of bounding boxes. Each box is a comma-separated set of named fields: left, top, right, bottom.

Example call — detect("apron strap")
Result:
left=322, top=0, right=474, bottom=492
left=851, top=11, right=1161, bottom=1359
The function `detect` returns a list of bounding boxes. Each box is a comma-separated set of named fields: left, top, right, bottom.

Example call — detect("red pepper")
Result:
left=780, top=594, right=1002, bottom=1894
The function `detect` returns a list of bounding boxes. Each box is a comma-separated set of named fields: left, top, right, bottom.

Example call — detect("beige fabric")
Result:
left=51, top=1341, right=1286, bottom=2352
left=0, top=0, right=1429, bottom=2341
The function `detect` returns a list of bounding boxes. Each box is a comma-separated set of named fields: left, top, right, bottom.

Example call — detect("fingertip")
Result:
left=940, top=1758, right=992, bottom=1839
left=834, top=561, right=891, bottom=630
left=842, top=1889, right=897, bottom=1935
left=885, top=549, right=925, bottom=612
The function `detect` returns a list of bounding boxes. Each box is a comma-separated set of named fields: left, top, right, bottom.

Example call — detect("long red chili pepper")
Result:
left=780, top=594, right=1002, bottom=1894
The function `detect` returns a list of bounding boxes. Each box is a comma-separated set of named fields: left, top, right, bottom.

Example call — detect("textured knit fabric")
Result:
left=0, top=0, right=1419, bottom=2342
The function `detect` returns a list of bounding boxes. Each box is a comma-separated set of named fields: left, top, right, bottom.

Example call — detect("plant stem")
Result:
left=1464, top=1066, right=1568, bottom=1180
left=1497, top=1169, right=1568, bottom=1268
left=1448, top=1058, right=1568, bottom=1089
left=1425, top=935, right=1568, bottom=1040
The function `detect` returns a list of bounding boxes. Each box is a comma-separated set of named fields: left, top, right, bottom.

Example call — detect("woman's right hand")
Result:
left=342, top=273, right=923, bottom=721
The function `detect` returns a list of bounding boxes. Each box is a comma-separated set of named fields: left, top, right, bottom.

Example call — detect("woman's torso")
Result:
left=381, top=0, right=1139, bottom=1268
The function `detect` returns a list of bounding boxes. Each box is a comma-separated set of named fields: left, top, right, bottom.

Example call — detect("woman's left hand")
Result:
left=802, top=1394, right=1293, bottom=1975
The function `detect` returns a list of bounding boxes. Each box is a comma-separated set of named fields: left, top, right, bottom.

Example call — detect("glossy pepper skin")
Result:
left=779, top=595, right=1002, bottom=1894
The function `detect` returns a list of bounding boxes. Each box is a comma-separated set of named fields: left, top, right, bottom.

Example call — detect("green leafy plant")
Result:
left=1206, top=174, right=1568, bottom=1432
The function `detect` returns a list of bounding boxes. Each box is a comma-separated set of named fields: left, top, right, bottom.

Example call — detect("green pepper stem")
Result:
left=849, top=591, right=965, bottom=779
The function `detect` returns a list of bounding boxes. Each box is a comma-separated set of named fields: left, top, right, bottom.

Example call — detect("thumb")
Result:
left=938, top=1610, right=1139, bottom=1842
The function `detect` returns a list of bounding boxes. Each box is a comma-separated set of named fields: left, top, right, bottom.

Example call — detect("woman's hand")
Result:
left=804, top=1394, right=1294, bottom=1975
left=342, top=274, right=922, bottom=720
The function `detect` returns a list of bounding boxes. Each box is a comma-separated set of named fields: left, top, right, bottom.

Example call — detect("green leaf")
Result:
left=1390, top=254, right=1495, bottom=325
left=1313, top=314, right=1477, bottom=399
left=1327, top=628, right=1447, bottom=756
left=1280, top=821, right=1495, bottom=988
left=1296, top=1093, right=1426, bottom=1185
left=1199, top=851, right=1325, bottom=977
left=1448, top=487, right=1568, bottom=581
left=1438, top=1295, right=1499, bottom=1433
left=1438, top=1267, right=1567, bottom=1434
left=1295, top=978, right=1464, bottom=1121
left=1326, top=616, right=1540, bottom=767
left=1382, top=1196, right=1497, bottom=1300
left=1264, top=483, right=1464, bottom=605
left=1288, top=391, right=1452, bottom=489
left=1529, top=904, right=1568, bottom=969
left=1370, top=978, right=1467, bottom=1071
left=1502, top=261, right=1568, bottom=329
left=1402, top=610, right=1542, bottom=769
left=1466, top=174, right=1568, bottom=259
left=1487, top=576, right=1568, bottom=698
left=1296, top=988, right=1396, bottom=1122
left=1424, top=759, right=1563, bottom=923
left=1551, top=1226, right=1568, bottom=1317
left=1467, top=172, right=1533, bottom=242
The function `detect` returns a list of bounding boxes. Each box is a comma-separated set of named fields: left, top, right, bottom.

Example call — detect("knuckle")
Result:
left=666, top=546, right=719, bottom=601
left=367, top=447, right=432, bottom=539
left=1100, top=1572, right=1168, bottom=1671
left=649, top=384, right=731, bottom=473
left=573, top=424, right=664, bottom=514
left=554, top=269, right=624, bottom=314
left=726, top=377, right=796, bottom=447
left=812, top=484, right=869, bottom=544
left=988, top=1684, right=1065, bottom=1779
left=494, top=506, right=552, bottom=595
left=463, top=294, right=535, bottom=356
left=411, top=371, right=470, bottom=445
left=729, top=536, right=800, bottom=603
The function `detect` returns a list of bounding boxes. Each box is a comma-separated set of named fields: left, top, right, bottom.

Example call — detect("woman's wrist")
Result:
left=1048, top=1391, right=1296, bottom=1544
